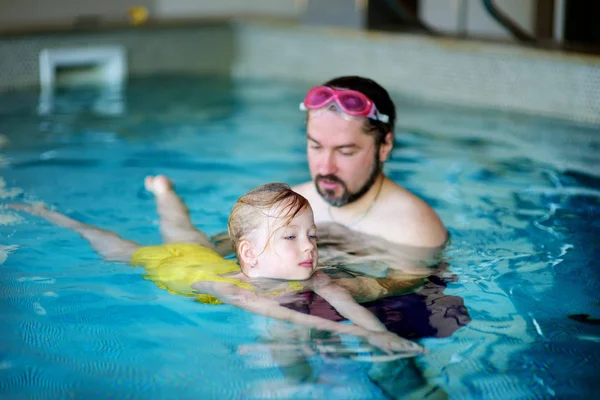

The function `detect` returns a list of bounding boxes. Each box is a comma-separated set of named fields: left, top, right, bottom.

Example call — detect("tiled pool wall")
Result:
left=1, top=20, right=599, bottom=125
left=232, top=23, right=600, bottom=126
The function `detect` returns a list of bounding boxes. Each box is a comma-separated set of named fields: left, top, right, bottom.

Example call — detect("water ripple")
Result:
left=0, top=365, right=76, bottom=398
left=20, top=320, right=65, bottom=349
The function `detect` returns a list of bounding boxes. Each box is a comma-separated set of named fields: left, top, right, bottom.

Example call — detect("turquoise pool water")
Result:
left=1, top=75, right=599, bottom=399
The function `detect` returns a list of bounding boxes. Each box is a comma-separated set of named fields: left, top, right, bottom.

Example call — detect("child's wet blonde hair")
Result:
left=228, top=183, right=310, bottom=262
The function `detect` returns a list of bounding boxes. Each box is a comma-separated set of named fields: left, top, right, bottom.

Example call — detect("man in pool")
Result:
left=292, top=76, right=468, bottom=346
left=294, top=76, right=447, bottom=252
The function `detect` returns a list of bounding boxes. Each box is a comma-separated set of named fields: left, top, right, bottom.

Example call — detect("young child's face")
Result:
left=253, top=205, right=318, bottom=281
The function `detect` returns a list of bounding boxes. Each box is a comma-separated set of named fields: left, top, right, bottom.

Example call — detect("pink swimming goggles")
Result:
left=300, top=86, right=389, bottom=123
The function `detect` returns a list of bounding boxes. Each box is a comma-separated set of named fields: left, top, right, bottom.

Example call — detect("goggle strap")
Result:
left=377, top=113, right=389, bottom=124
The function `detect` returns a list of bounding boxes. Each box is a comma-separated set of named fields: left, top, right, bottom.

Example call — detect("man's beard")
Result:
left=315, top=155, right=381, bottom=207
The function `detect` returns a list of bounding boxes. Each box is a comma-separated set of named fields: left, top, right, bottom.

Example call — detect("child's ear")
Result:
left=238, top=240, right=257, bottom=272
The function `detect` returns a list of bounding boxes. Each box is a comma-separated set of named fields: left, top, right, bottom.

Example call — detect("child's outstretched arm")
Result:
left=192, top=281, right=423, bottom=355
left=145, top=175, right=214, bottom=249
left=306, top=271, right=425, bottom=354
left=9, top=204, right=139, bottom=262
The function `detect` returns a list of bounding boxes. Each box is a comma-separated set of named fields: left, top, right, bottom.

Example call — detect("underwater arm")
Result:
left=308, top=272, right=387, bottom=332
left=191, top=281, right=370, bottom=337
left=192, top=280, right=424, bottom=355
left=308, top=272, right=426, bottom=354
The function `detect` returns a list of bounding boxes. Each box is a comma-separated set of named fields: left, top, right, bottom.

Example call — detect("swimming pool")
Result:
left=1, top=75, right=599, bottom=399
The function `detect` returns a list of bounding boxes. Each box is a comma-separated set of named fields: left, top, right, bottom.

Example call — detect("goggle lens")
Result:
left=338, top=92, right=369, bottom=113
left=307, top=87, right=335, bottom=107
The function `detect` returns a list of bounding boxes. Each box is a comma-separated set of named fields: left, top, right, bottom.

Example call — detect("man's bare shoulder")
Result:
left=293, top=182, right=322, bottom=206
left=293, top=181, right=329, bottom=221
left=371, top=181, right=447, bottom=247
left=292, top=181, right=314, bottom=197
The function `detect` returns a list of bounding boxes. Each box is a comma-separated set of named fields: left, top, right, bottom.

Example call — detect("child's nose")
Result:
left=303, top=237, right=315, bottom=252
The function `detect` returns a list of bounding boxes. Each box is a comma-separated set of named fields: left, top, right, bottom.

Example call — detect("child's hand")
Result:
left=365, top=330, right=426, bottom=355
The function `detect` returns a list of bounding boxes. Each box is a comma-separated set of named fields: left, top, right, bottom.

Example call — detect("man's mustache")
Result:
left=316, top=174, right=345, bottom=185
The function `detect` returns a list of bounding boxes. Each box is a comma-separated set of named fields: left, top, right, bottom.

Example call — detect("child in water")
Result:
left=11, top=175, right=424, bottom=356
